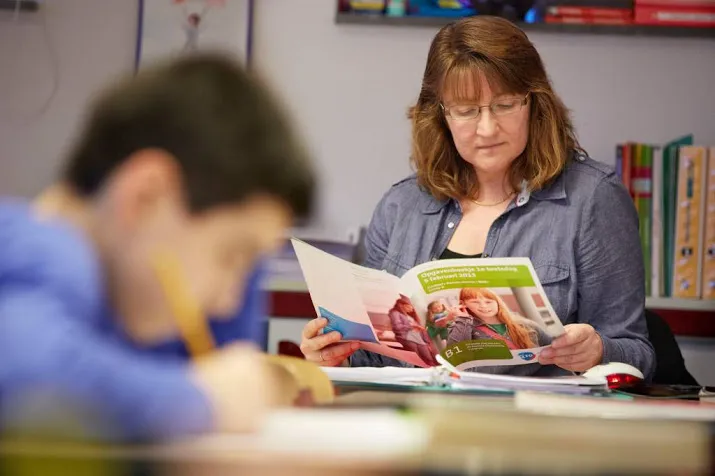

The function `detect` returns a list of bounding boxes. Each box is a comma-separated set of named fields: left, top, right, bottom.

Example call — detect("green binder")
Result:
left=662, top=135, right=694, bottom=297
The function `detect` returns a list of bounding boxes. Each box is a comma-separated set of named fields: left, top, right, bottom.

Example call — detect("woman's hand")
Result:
left=538, top=324, right=603, bottom=372
left=299, top=318, right=360, bottom=367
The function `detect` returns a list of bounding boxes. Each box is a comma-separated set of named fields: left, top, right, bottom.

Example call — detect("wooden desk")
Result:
left=2, top=394, right=712, bottom=476
left=0, top=439, right=414, bottom=476
left=334, top=389, right=714, bottom=476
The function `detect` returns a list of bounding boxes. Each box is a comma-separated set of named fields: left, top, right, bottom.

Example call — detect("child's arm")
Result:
left=0, top=287, right=274, bottom=441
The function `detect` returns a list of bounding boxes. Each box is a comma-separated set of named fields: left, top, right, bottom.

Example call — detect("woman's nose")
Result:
left=475, top=110, right=498, bottom=137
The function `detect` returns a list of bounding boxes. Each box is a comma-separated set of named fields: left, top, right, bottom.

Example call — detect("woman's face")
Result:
left=430, top=303, right=445, bottom=314
left=442, top=72, right=530, bottom=179
left=463, top=295, right=499, bottom=321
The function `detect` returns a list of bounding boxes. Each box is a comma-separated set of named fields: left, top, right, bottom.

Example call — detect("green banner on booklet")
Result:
left=441, top=339, right=513, bottom=365
left=417, top=265, right=534, bottom=294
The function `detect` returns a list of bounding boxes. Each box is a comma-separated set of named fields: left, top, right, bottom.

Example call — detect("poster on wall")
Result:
left=136, top=0, right=250, bottom=69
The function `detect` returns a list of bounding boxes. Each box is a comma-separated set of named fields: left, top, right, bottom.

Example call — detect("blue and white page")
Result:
left=291, top=239, right=439, bottom=367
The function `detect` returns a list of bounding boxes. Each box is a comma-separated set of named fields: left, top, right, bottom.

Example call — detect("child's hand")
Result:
left=435, top=318, right=450, bottom=328
left=190, top=344, right=287, bottom=433
left=451, top=305, right=469, bottom=317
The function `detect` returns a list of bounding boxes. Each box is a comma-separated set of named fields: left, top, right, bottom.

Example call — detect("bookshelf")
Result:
left=335, top=12, right=715, bottom=39
left=646, top=297, right=715, bottom=311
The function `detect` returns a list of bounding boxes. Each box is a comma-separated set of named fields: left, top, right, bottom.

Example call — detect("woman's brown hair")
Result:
left=459, top=287, right=536, bottom=349
left=409, top=16, right=582, bottom=201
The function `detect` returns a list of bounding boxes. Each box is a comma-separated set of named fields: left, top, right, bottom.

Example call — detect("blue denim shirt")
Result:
left=350, top=154, right=656, bottom=380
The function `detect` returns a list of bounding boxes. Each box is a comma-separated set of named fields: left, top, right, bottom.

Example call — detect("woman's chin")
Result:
left=462, top=154, right=514, bottom=175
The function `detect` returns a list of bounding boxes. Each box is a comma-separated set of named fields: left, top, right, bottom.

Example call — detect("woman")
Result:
left=447, top=288, right=551, bottom=350
left=300, top=16, right=655, bottom=379
left=388, top=297, right=439, bottom=366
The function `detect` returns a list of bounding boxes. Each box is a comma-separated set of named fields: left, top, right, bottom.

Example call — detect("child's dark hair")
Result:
left=63, top=53, right=315, bottom=220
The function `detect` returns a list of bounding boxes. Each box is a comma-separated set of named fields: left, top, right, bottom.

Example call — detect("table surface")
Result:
left=2, top=388, right=712, bottom=476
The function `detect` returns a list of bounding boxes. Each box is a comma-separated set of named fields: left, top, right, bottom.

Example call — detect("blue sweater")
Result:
left=0, top=200, right=267, bottom=441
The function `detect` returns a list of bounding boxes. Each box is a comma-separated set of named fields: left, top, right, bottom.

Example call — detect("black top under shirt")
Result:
left=439, top=249, right=482, bottom=260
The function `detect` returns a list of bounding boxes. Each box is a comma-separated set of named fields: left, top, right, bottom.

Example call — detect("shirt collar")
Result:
left=529, top=171, right=567, bottom=201
left=422, top=173, right=567, bottom=213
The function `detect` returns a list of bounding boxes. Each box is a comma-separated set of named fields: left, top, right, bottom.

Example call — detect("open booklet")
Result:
left=291, top=238, right=566, bottom=371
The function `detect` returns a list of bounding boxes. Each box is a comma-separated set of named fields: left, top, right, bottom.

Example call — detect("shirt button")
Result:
left=447, top=222, right=455, bottom=229
left=517, top=197, right=527, bottom=206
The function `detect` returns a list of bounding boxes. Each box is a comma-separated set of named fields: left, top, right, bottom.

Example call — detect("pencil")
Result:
left=151, top=249, right=216, bottom=358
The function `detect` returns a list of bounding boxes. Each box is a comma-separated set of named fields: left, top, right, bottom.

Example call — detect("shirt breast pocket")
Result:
left=533, top=262, right=571, bottom=323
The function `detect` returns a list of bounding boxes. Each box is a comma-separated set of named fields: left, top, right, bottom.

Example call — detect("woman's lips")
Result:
left=476, top=142, right=505, bottom=150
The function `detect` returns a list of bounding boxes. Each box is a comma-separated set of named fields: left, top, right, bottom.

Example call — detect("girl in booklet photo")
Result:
left=387, top=296, right=440, bottom=366
left=425, top=300, right=462, bottom=351
left=447, top=288, right=552, bottom=351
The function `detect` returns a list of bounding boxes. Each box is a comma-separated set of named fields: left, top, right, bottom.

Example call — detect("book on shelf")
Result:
left=702, top=147, right=715, bottom=299
left=673, top=146, right=708, bottom=298
left=634, top=0, right=715, bottom=27
left=544, top=0, right=635, bottom=24
left=616, top=135, right=715, bottom=301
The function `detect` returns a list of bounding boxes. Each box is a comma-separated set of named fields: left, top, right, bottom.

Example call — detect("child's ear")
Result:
left=108, top=149, right=183, bottom=230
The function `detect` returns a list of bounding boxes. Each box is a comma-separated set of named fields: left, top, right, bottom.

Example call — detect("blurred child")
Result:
left=0, top=53, right=315, bottom=441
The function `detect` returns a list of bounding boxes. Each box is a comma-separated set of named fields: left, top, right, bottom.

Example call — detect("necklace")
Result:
left=471, top=191, right=516, bottom=207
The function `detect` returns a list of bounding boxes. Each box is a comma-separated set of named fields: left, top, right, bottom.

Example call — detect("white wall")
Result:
left=0, top=0, right=138, bottom=197
left=252, top=0, right=715, bottom=232
left=0, top=0, right=250, bottom=197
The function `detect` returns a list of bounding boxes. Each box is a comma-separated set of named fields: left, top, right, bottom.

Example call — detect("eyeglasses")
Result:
left=441, top=93, right=529, bottom=122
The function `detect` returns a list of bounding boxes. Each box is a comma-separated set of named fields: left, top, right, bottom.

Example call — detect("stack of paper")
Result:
left=321, top=366, right=608, bottom=395
left=321, top=366, right=440, bottom=386
left=452, top=370, right=607, bottom=395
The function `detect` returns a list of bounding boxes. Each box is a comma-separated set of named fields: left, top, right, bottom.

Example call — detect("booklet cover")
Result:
left=291, top=238, right=565, bottom=370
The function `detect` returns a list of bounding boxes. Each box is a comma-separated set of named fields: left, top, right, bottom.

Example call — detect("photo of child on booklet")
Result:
left=433, top=287, right=554, bottom=350
left=292, top=238, right=565, bottom=370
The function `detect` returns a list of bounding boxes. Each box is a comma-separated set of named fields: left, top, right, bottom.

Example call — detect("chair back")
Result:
left=645, top=309, right=699, bottom=386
